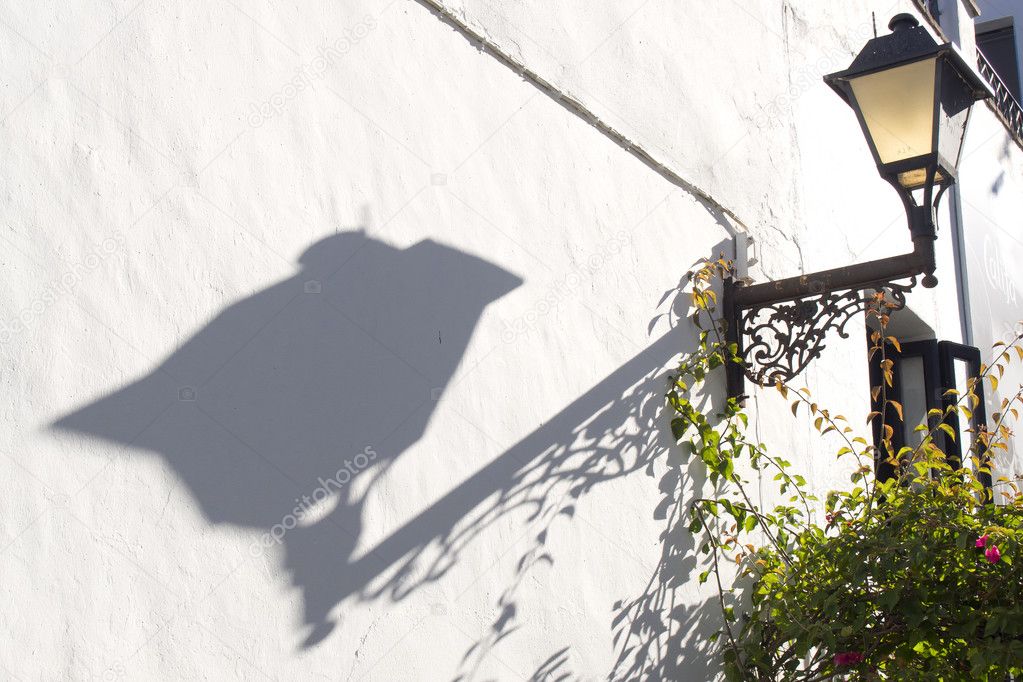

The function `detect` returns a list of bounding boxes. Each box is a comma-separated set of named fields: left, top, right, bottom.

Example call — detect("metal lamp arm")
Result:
left=723, top=233, right=936, bottom=398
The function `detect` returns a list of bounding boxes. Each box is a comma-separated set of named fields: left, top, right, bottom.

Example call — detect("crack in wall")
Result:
left=413, top=0, right=753, bottom=246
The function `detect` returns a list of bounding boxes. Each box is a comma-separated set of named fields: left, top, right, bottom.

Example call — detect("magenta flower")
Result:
left=986, top=545, right=1001, bottom=563
left=833, top=651, right=864, bottom=666
left=976, top=534, right=989, bottom=548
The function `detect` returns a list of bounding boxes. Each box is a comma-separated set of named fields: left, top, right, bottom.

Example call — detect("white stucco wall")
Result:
left=959, top=104, right=1023, bottom=480
left=1, top=1, right=1017, bottom=680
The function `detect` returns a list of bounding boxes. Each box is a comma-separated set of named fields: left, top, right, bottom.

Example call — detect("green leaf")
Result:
left=671, top=417, right=687, bottom=441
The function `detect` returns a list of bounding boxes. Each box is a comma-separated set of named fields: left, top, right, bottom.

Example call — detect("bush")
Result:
left=671, top=258, right=1023, bottom=680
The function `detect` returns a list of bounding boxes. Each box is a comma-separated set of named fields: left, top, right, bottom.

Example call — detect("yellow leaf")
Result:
left=938, top=423, right=957, bottom=442
left=889, top=400, right=904, bottom=421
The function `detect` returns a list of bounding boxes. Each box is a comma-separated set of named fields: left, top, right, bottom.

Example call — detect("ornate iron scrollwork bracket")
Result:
left=723, top=235, right=937, bottom=399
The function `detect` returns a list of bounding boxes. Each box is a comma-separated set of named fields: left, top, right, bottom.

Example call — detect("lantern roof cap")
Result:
left=824, top=13, right=992, bottom=103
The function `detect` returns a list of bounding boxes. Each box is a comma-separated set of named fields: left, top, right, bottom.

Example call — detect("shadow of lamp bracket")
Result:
left=723, top=14, right=993, bottom=399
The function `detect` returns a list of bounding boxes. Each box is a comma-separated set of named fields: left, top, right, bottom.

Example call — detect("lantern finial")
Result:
left=888, top=14, right=919, bottom=32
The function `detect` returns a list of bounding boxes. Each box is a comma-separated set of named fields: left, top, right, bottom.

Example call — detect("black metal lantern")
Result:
left=824, top=14, right=993, bottom=243
left=723, top=14, right=992, bottom=398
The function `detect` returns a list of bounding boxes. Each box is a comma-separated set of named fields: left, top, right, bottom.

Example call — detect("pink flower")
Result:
left=986, top=545, right=1001, bottom=563
left=976, top=534, right=989, bottom=548
left=833, top=651, right=864, bottom=666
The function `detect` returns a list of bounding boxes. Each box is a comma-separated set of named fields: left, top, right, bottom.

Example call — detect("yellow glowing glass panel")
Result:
left=849, top=57, right=938, bottom=165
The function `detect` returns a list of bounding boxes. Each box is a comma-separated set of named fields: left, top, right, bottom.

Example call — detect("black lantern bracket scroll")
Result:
left=723, top=14, right=993, bottom=399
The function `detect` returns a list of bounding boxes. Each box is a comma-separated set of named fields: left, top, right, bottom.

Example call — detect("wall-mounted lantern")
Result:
left=724, top=14, right=993, bottom=398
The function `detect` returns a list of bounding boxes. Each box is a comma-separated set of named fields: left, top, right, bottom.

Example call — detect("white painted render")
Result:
left=1, top=1, right=1019, bottom=680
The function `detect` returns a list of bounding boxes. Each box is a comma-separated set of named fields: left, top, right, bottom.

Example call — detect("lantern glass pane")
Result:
left=849, top=57, right=938, bottom=164
left=936, top=63, right=974, bottom=171
left=897, top=168, right=945, bottom=190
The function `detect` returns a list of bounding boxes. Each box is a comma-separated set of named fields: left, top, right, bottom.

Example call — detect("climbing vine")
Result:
left=670, top=257, right=1023, bottom=680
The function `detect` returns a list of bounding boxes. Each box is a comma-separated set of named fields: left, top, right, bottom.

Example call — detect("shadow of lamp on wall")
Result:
left=724, top=13, right=993, bottom=398
left=53, top=232, right=524, bottom=647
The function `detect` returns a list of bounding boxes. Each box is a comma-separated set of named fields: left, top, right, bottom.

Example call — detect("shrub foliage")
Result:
left=670, top=258, right=1023, bottom=680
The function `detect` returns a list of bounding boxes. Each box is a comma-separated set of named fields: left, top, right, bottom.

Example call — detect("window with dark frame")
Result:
left=868, top=337, right=992, bottom=489
left=977, top=18, right=1022, bottom=105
